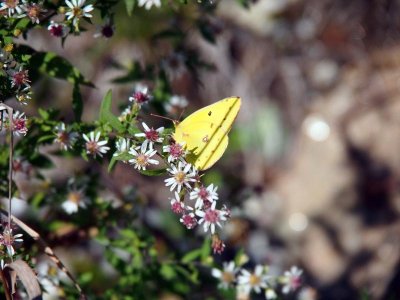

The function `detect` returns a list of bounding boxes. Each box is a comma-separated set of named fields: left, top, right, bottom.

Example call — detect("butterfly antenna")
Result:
left=178, top=108, right=186, bottom=122
left=150, top=113, right=177, bottom=124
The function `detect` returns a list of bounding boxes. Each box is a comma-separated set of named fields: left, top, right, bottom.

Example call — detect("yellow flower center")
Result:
left=136, top=154, right=148, bottom=166
left=5, top=0, right=18, bottom=8
left=68, top=191, right=81, bottom=204
left=222, top=272, right=234, bottom=284
left=72, top=7, right=83, bottom=18
left=249, top=274, right=261, bottom=286
left=174, top=171, right=186, bottom=183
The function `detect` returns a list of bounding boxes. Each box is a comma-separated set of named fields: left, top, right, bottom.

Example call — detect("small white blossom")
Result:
left=134, top=122, right=164, bottom=149
left=61, top=189, right=88, bottom=214
left=195, top=201, right=227, bottom=234
left=36, top=261, right=61, bottom=297
left=0, top=227, right=23, bottom=257
left=163, top=142, right=187, bottom=163
left=161, top=52, right=186, bottom=80
left=170, top=191, right=185, bottom=214
left=137, top=0, right=161, bottom=10
left=114, top=138, right=131, bottom=157
left=26, top=2, right=46, bottom=23
left=83, top=131, right=110, bottom=158
left=237, top=265, right=269, bottom=295
left=129, top=84, right=152, bottom=105
left=93, top=18, right=115, bottom=39
left=179, top=212, right=197, bottom=229
left=0, top=0, right=26, bottom=18
left=164, top=161, right=197, bottom=193
left=265, top=288, right=277, bottom=299
left=190, top=184, right=218, bottom=209
left=8, top=65, right=30, bottom=88
left=128, top=143, right=159, bottom=171
left=281, top=266, right=303, bottom=294
left=65, top=0, right=94, bottom=27
left=118, top=106, right=132, bottom=121
left=54, top=123, right=78, bottom=150
left=165, top=95, right=188, bottom=114
left=48, top=20, right=69, bottom=37
left=211, top=261, right=238, bottom=289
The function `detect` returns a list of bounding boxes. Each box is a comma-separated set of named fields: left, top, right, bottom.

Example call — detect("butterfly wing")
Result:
left=174, top=96, right=241, bottom=170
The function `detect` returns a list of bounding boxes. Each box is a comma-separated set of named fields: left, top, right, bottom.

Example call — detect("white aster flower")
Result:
left=9, top=110, right=28, bottom=136
left=54, top=123, right=78, bottom=150
left=265, top=288, right=277, bottom=299
left=179, top=212, right=197, bottom=229
left=190, top=183, right=218, bottom=209
left=118, top=106, right=132, bottom=121
left=26, top=2, right=46, bottom=24
left=137, top=0, right=161, bottom=10
left=237, top=265, right=269, bottom=294
left=170, top=191, right=185, bottom=214
left=161, top=52, right=186, bottom=80
left=8, top=65, right=31, bottom=88
left=36, top=261, right=62, bottom=297
left=0, top=0, right=26, bottom=18
left=83, top=131, right=110, bottom=158
left=164, top=161, right=197, bottom=193
left=211, top=261, right=238, bottom=289
left=163, top=142, right=187, bottom=163
left=61, top=189, right=88, bottom=214
left=195, top=201, right=227, bottom=234
left=128, top=84, right=152, bottom=105
left=48, top=20, right=69, bottom=37
left=65, top=0, right=94, bottom=27
left=0, top=227, right=23, bottom=257
left=134, top=122, right=164, bottom=150
left=128, top=143, right=159, bottom=171
left=165, top=95, right=188, bottom=114
left=114, top=138, right=131, bottom=156
left=281, top=266, right=303, bottom=294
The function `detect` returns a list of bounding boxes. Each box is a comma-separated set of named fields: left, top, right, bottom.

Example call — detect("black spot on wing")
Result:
left=208, top=111, right=212, bottom=116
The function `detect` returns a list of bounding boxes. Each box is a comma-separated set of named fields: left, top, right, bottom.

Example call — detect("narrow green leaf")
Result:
left=30, top=51, right=94, bottom=87
left=125, top=0, right=136, bottom=16
left=181, top=249, right=202, bottom=264
left=99, top=90, right=125, bottom=132
left=138, top=168, right=167, bottom=176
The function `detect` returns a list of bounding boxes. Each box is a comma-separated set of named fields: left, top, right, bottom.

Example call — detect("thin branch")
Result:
left=0, top=207, right=86, bottom=299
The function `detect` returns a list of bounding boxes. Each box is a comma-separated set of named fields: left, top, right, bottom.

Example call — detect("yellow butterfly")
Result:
left=173, top=96, right=241, bottom=170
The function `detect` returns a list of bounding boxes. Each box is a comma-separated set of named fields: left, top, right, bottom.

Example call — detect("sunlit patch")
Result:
left=288, top=212, right=308, bottom=232
left=302, top=115, right=330, bottom=142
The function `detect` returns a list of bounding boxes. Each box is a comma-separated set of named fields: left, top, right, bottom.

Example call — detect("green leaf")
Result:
left=30, top=51, right=94, bottom=86
left=127, top=125, right=141, bottom=135
left=181, top=249, right=202, bottom=264
left=37, top=134, right=55, bottom=144
left=124, top=0, right=136, bottom=16
left=160, top=264, right=176, bottom=280
left=72, top=83, right=83, bottom=121
left=138, top=168, right=167, bottom=176
left=108, top=152, right=134, bottom=172
left=99, top=90, right=125, bottom=132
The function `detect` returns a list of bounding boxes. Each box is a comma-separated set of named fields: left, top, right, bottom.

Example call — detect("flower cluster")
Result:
left=0, top=46, right=32, bottom=105
left=0, top=0, right=163, bottom=39
left=107, top=87, right=231, bottom=253
left=212, top=262, right=303, bottom=300
left=162, top=150, right=230, bottom=253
